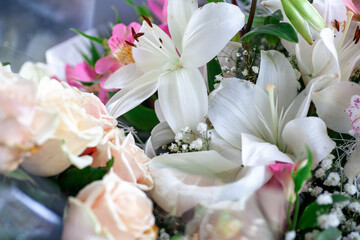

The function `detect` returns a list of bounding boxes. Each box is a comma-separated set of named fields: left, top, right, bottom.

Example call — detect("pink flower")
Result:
left=147, top=0, right=169, bottom=35
left=62, top=171, right=157, bottom=240
left=346, top=95, right=360, bottom=135
left=269, top=162, right=296, bottom=203
left=343, top=0, right=360, bottom=19
left=65, top=61, right=111, bottom=104
left=90, top=129, right=154, bottom=191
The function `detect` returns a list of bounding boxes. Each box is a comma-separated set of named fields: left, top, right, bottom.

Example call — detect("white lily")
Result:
left=147, top=50, right=335, bottom=217
left=262, top=0, right=360, bottom=84
left=105, top=0, right=245, bottom=133
left=208, top=50, right=335, bottom=169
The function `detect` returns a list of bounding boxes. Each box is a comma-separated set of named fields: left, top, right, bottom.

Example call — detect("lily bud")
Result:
left=281, top=0, right=327, bottom=44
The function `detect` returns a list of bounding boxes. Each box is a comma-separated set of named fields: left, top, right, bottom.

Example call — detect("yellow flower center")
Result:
left=114, top=44, right=135, bottom=65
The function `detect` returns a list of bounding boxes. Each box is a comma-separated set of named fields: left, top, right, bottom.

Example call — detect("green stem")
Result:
left=292, top=193, right=300, bottom=230
left=241, top=0, right=258, bottom=37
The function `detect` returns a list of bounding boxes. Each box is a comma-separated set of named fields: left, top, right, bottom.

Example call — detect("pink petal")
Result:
left=95, top=56, right=121, bottom=75
left=148, top=0, right=167, bottom=23
left=70, top=62, right=97, bottom=82
left=159, top=24, right=170, bottom=36
left=343, top=0, right=360, bottom=15
left=98, top=89, right=109, bottom=104
left=127, top=22, right=142, bottom=42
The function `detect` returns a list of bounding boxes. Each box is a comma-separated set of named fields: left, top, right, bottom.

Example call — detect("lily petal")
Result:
left=209, top=130, right=242, bottom=165
left=282, top=117, right=336, bottom=168
left=257, top=50, right=298, bottom=111
left=241, top=133, right=293, bottom=167
left=167, top=0, right=198, bottom=53
left=312, top=82, right=360, bottom=133
left=133, top=22, right=179, bottom=72
left=106, top=70, right=161, bottom=118
left=208, top=78, right=272, bottom=148
left=145, top=122, right=175, bottom=158
left=158, top=68, right=208, bottom=133
left=104, top=63, right=142, bottom=89
left=181, top=3, right=245, bottom=69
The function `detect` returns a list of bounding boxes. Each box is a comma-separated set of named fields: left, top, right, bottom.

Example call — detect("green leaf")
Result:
left=71, top=28, right=104, bottom=45
left=122, top=105, right=159, bottom=131
left=316, top=228, right=341, bottom=240
left=112, top=6, right=121, bottom=24
left=241, top=23, right=298, bottom=43
left=298, top=201, right=331, bottom=230
left=2, top=62, right=10, bottom=66
left=58, top=158, right=114, bottom=196
left=207, top=57, right=222, bottom=92
left=264, top=34, right=279, bottom=46
left=292, top=146, right=313, bottom=193
left=207, top=0, right=225, bottom=2
left=171, top=234, right=184, bottom=240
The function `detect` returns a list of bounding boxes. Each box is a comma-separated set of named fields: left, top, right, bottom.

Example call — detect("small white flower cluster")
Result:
left=345, top=232, right=360, bottom=240
left=164, top=123, right=212, bottom=153
left=159, top=229, right=170, bottom=240
left=305, top=230, right=320, bottom=240
left=316, top=192, right=333, bottom=205
left=324, top=172, right=341, bottom=186
left=317, top=212, right=340, bottom=229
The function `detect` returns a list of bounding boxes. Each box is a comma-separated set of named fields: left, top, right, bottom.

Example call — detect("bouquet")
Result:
left=1, top=0, right=360, bottom=239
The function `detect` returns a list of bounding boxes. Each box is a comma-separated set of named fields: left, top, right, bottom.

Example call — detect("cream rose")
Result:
left=0, top=65, right=57, bottom=173
left=90, top=129, right=154, bottom=191
left=22, top=78, right=105, bottom=176
left=62, top=171, right=157, bottom=240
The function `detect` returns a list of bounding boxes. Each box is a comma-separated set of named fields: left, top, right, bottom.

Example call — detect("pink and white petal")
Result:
left=158, top=68, right=208, bottom=133
left=181, top=3, right=245, bottom=69
left=256, top=50, right=298, bottom=110
left=312, top=82, right=360, bottom=133
left=282, top=117, right=336, bottom=169
left=106, top=70, right=161, bottom=118
left=344, top=144, right=360, bottom=184
left=241, top=133, right=293, bottom=167
left=167, top=0, right=198, bottom=53
left=95, top=56, right=121, bottom=75
left=208, top=78, right=272, bottom=148
left=103, top=63, right=142, bottom=89
left=133, top=22, right=179, bottom=72
left=145, top=122, right=175, bottom=158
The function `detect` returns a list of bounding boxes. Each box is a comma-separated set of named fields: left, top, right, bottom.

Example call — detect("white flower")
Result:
left=321, top=157, right=333, bottom=170
left=317, top=213, right=340, bottom=229
left=348, top=202, right=360, bottom=213
left=311, top=186, right=323, bottom=197
left=285, top=231, right=296, bottom=240
left=316, top=193, right=333, bottom=205
left=105, top=0, right=245, bottom=135
left=175, top=132, right=184, bottom=143
left=345, top=183, right=357, bottom=195
left=190, top=138, right=203, bottom=150
left=252, top=66, right=259, bottom=74
left=196, top=123, right=208, bottom=135
left=315, top=168, right=326, bottom=178
left=324, top=172, right=340, bottom=186
left=347, top=232, right=360, bottom=240
left=208, top=50, right=335, bottom=168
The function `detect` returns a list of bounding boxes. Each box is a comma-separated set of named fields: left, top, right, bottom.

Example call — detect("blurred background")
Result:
left=0, top=0, right=150, bottom=70
left=0, top=0, right=214, bottom=71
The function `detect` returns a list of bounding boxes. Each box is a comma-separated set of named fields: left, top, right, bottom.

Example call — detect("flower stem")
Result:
left=241, top=0, right=258, bottom=37
left=291, top=193, right=300, bottom=230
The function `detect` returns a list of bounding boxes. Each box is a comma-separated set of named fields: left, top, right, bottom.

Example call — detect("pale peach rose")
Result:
left=62, top=171, right=157, bottom=240
left=0, top=65, right=56, bottom=172
left=22, top=78, right=105, bottom=176
left=91, top=129, right=154, bottom=191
